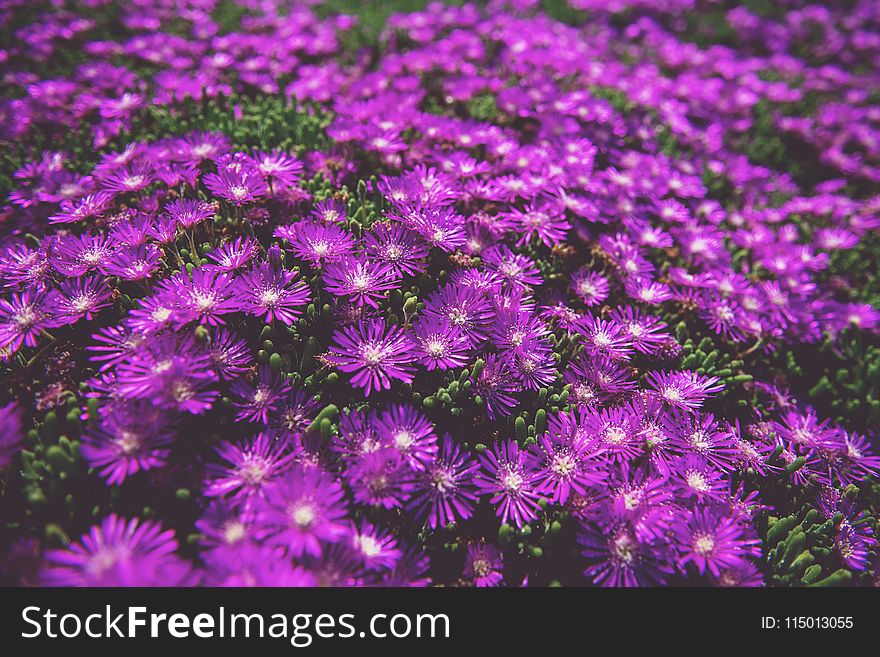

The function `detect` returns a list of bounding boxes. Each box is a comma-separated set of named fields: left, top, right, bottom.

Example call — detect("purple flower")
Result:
left=410, top=433, right=480, bottom=529
left=482, top=244, right=542, bottom=288
left=205, top=236, right=259, bottom=272
left=0, top=402, right=24, bottom=468
left=311, top=198, right=347, bottom=224
left=197, top=501, right=256, bottom=566
left=54, top=276, right=112, bottom=322
left=578, top=523, right=671, bottom=587
left=646, top=370, right=724, bottom=412
left=215, top=545, right=317, bottom=587
left=232, top=259, right=311, bottom=325
left=348, top=521, right=402, bottom=571
left=0, top=287, right=61, bottom=352
left=204, top=165, right=268, bottom=205
left=42, top=515, right=193, bottom=586
left=50, top=233, right=118, bottom=276
left=322, top=255, right=401, bottom=308
left=507, top=203, right=570, bottom=247
left=608, top=306, right=670, bottom=354
left=165, top=198, right=214, bottom=230
left=373, top=404, right=438, bottom=470
left=206, top=328, right=252, bottom=380
left=126, top=294, right=176, bottom=334
left=411, top=316, right=470, bottom=370
left=576, top=314, right=634, bottom=361
left=88, top=324, right=147, bottom=371
left=104, top=244, right=162, bottom=281
left=506, top=336, right=556, bottom=391
left=256, top=463, right=348, bottom=558
left=273, top=388, right=321, bottom=437
left=422, top=283, right=493, bottom=348
left=171, top=267, right=240, bottom=326
left=463, top=543, right=504, bottom=587
left=829, top=431, right=880, bottom=485
left=173, top=131, right=231, bottom=165
left=253, top=150, right=303, bottom=188
left=49, top=192, right=114, bottom=225
left=204, top=432, right=296, bottom=506
left=275, top=221, right=356, bottom=266
left=346, top=448, right=415, bottom=509
left=532, top=430, right=606, bottom=504
left=571, top=269, right=609, bottom=306
left=476, top=440, right=543, bottom=529
left=400, top=207, right=466, bottom=252
left=100, top=163, right=154, bottom=194
left=671, top=507, right=760, bottom=577
left=80, top=403, right=175, bottom=485
left=325, top=319, right=416, bottom=396
left=230, top=365, right=292, bottom=424
left=363, top=222, right=430, bottom=275
left=670, top=455, right=727, bottom=502
left=470, top=354, right=520, bottom=420
left=114, top=332, right=218, bottom=414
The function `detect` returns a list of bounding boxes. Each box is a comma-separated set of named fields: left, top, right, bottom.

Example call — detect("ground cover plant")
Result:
left=1, top=0, right=879, bottom=587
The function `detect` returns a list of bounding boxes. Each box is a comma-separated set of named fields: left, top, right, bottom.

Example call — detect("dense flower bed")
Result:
left=1, top=0, right=879, bottom=587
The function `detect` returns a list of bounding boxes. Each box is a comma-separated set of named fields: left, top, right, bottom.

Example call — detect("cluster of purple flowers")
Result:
left=1, top=0, right=879, bottom=587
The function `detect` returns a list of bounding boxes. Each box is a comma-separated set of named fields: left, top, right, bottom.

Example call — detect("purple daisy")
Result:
left=476, top=440, right=543, bottom=529
left=463, top=542, right=504, bottom=587
left=482, top=244, right=543, bottom=288
left=470, top=354, right=520, bottom=420
left=646, top=370, right=724, bottom=412
left=578, top=522, right=671, bottom=587
left=571, top=269, right=610, bottom=306
left=53, top=276, right=112, bottom=323
left=411, top=316, right=470, bottom=370
left=322, top=255, right=401, bottom=309
left=325, top=319, right=416, bottom=396
left=165, top=198, right=215, bottom=230
left=409, top=433, right=480, bottom=529
left=253, top=149, right=303, bottom=188
left=214, top=545, right=317, bottom=587
left=363, top=222, right=430, bottom=276
left=532, top=430, right=606, bottom=504
left=373, top=404, right=438, bottom=470
left=49, top=233, right=118, bottom=276
left=171, top=267, right=240, bottom=327
left=256, top=463, right=348, bottom=558
left=114, top=332, right=218, bottom=414
left=203, top=165, right=268, bottom=205
left=346, top=448, right=415, bottom=509
left=42, top=515, right=193, bottom=586
left=0, top=402, right=24, bottom=468
left=232, top=258, right=311, bottom=325
left=0, top=287, right=61, bottom=352
left=348, top=521, right=402, bottom=572
left=80, top=403, right=175, bottom=485
left=230, top=365, right=292, bottom=424
left=206, top=328, right=252, bottom=380
left=422, top=283, right=494, bottom=348
left=104, top=243, right=163, bottom=282
left=205, top=235, right=259, bottom=272
left=204, top=432, right=296, bottom=506
left=275, top=221, right=355, bottom=266
left=671, top=507, right=760, bottom=577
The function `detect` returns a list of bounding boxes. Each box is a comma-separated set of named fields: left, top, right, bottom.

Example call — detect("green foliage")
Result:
left=676, top=328, right=752, bottom=393
left=761, top=485, right=876, bottom=586
left=135, top=95, right=334, bottom=154
left=784, top=331, right=880, bottom=432
left=467, top=93, right=501, bottom=122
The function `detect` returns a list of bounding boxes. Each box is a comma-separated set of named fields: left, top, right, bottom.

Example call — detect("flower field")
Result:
left=1, top=0, right=879, bottom=587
